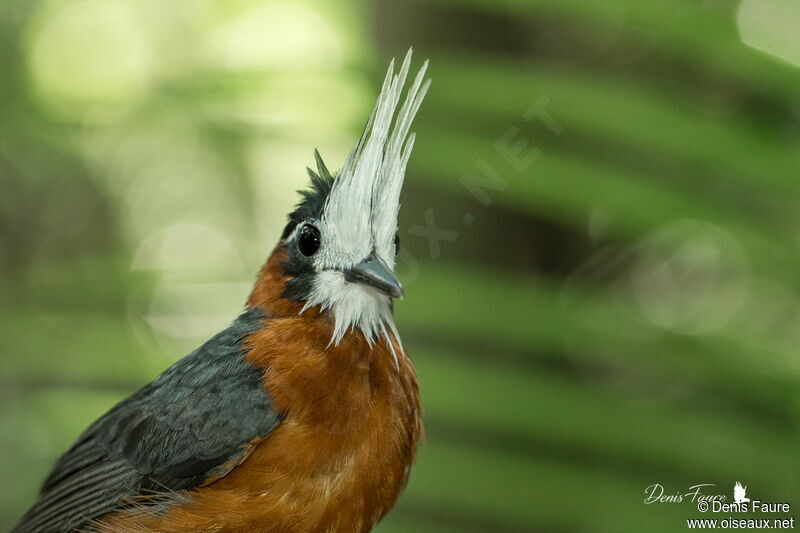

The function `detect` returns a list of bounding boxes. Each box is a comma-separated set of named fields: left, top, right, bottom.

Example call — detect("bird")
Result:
left=733, top=482, right=750, bottom=504
left=12, top=50, right=430, bottom=533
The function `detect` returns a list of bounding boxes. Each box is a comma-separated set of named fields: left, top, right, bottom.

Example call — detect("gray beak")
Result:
left=344, top=251, right=404, bottom=299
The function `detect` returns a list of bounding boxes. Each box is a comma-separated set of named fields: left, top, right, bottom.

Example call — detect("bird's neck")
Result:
left=247, top=245, right=402, bottom=359
left=247, top=246, right=304, bottom=318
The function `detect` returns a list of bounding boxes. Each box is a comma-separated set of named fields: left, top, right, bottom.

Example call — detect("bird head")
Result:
left=250, top=50, right=429, bottom=351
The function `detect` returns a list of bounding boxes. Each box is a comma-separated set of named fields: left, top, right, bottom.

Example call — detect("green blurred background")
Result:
left=2, top=0, right=800, bottom=531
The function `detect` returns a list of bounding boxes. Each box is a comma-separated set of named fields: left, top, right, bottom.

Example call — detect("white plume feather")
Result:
left=301, top=49, right=429, bottom=355
left=315, top=49, right=429, bottom=271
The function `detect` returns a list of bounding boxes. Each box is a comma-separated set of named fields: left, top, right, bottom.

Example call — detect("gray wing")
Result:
left=12, top=307, right=282, bottom=533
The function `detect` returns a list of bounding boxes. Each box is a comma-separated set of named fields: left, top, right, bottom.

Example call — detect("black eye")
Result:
left=394, top=233, right=400, bottom=255
left=298, top=224, right=321, bottom=257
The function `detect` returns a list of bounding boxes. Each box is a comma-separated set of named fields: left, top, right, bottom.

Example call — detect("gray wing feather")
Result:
left=12, top=307, right=281, bottom=533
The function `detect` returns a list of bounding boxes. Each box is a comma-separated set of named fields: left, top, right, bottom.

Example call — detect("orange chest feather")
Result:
left=104, top=316, right=422, bottom=533
left=220, top=317, right=422, bottom=532
left=98, top=246, right=422, bottom=533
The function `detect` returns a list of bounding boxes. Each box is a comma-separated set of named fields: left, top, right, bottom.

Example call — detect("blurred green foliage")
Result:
left=2, top=0, right=800, bottom=531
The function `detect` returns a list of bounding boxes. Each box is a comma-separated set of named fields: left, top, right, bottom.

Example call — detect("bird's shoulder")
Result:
left=53, top=306, right=280, bottom=490
left=13, top=307, right=281, bottom=533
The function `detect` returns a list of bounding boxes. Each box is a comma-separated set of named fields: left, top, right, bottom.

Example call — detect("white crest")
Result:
left=314, top=49, right=429, bottom=271
left=300, top=49, right=429, bottom=354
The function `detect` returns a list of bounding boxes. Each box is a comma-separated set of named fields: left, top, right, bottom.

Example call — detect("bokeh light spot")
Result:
left=131, top=222, right=243, bottom=275
left=628, top=220, right=749, bottom=334
left=204, top=2, right=344, bottom=71
left=737, top=0, right=800, bottom=67
left=26, top=0, right=154, bottom=121
left=131, top=223, right=250, bottom=359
